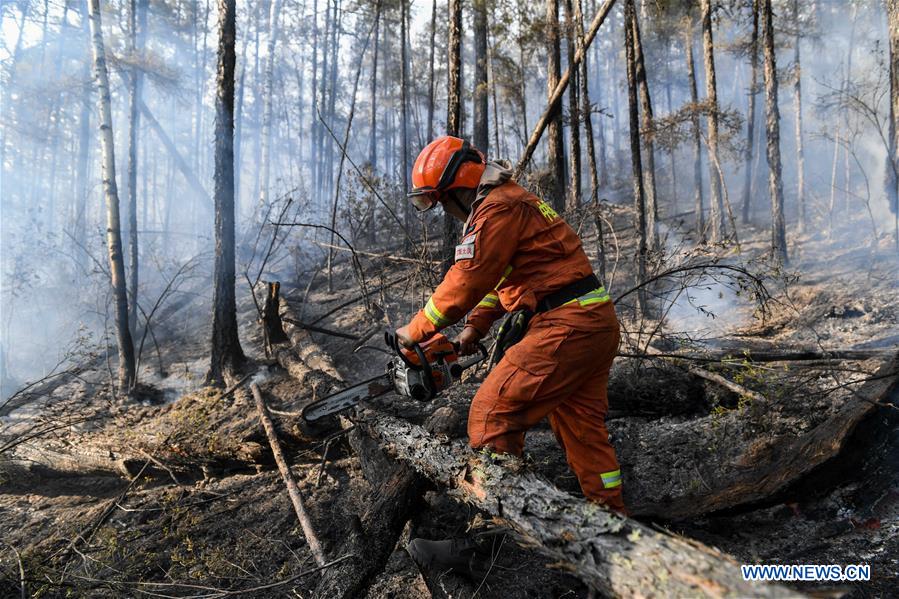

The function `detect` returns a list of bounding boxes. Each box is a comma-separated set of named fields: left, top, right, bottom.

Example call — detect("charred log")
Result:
left=351, top=408, right=796, bottom=597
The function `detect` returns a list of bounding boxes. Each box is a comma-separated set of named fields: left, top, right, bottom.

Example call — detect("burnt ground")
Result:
left=1, top=206, right=897, bottom=598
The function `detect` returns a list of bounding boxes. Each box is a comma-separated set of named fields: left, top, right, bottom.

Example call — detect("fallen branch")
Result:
left=307, top=274, right=409, bottom=326
left=282, top=317, right=361, bottom=341
left=311, top=240, right=441, bottom=265
left=3, top=542, right=25, bottom=599
left=689, top=365, right=766, bottom=403
left=251, top=382, right=327, bottom=567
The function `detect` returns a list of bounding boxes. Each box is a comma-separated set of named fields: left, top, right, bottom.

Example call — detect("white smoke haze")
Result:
left=1, top=0, right=897, bottom=398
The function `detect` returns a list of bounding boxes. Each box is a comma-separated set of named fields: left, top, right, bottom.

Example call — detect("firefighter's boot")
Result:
left=406, top=537, right=489, bottom=579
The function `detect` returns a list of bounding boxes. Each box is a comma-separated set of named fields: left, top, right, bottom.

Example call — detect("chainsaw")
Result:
left=301, top=331, right=488, bottom=423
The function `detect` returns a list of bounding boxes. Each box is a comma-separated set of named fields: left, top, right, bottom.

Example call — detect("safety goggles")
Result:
left=407, top=140, right=483, bottom=211
left=408, top=188, right=445, bottom=212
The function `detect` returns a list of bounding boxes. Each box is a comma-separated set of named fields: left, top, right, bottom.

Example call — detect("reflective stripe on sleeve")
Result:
left=600, top=469, right=622, bottom=489
left=496, top=265, right=513, bottom=288
left=477, top=291, right=499, bottom=309
left=424, top=297, right=452, bottom=328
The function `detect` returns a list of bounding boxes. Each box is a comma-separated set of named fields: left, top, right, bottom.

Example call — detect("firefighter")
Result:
left=396, top=136, right=625, bottom=575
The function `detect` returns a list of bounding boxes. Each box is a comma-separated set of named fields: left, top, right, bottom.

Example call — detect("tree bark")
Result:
left=762, top=0, right=788, bottom=263
left=576, top=0, right=599, bottom=209
left=87, top=0, right=136, bottom=392
left=576, top=0, right=606, bottom=282
left=366, top=0, right=382, bottom=245
left=352, top=409, right=797, bottom=598
left=564, top=0, right=581, bottom=212
left=624, top=0, right=648, bottom=315
left=324, top=0, right=342, bottom=204
left=312, top=435, right=424, bottom=599
left=126, top=0, right=148, bottom=334
left=685, top=18, right=705, bottom=239
left=886, top=0, right=899, bottom=248
left=311, top=0, right=320, bottom=196
left=792, top=0, right=806, bottom=232
left=741, top=0, right=760, bottom=223
left=400, top=0, right=411, bottom=253
left=700, top=0, right=725, bottom=242
left=426, top=0, right=437, bottom=142
left=443, top=0, right=463, bottom=273
left=258, top=0, right=283, bottom=208
left=546, top=0, right=567, bottom=212
left=208, top=0, right=246, bottom=383
left=629, top=7, right=658, bottom=249
left=473, top=0, right=489, bottom=154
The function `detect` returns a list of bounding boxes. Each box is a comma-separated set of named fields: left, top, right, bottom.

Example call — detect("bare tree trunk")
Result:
left=741, top=0, right=760, bottom=223
left=426, top=0, right=437, bottom=142
left=126, top=0, right=148, bottom=334
left=665, top=46, right=677, bottom=213
left=234, top=27, right=250, bottom=214
left=400, top=0, right=411, bottom=253
left=517, top=5, right=530, bottom=154
left=546, top=0, right=567, bottom=212
left=624, top=0, right=647, bottom=314
left=473, top=0, right=489, bottom=154
left=324, top=0, right=342, bottom=204
left=576, top=0, right=598, bottom=208
left=87, top=0, right=136, bottom=392
left=629, top=7, right=658, bottom=248
left=564, top=0, right=581, bottom=212
left=367, top=0, right=382, bottom=245
left=762, top=0, right=788, bottom=263
left=685, top=18, right=705, bottom=239
left=311, top=0, right=320, bottom=195
left=886, top=0, right=899, bottom=249
left=792, top=0, right=806, bottom=232
left=700, top=0, right=725, bottom=242
left=258, top=0, right=283, bottom=207
left=208, top=0, right=246, bottom=383
left=576, top=0, right=605, bottom=282
left=443, top=0, right=463, bottom=272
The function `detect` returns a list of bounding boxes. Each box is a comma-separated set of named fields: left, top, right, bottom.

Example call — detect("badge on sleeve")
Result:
left=454, top=232, right=477, bottom=262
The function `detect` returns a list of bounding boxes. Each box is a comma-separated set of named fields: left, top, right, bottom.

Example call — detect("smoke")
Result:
left=2, top=0, right=897, bottom=399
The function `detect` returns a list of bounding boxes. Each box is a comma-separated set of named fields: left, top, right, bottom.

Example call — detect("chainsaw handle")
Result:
left=454, top=342, right=488, bottom=371
left=385, top=331, right=418, bottom=369
left=412, top=342, right=437, bottom=399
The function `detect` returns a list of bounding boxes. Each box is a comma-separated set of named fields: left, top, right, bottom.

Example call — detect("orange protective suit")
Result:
left=406, top=163, right=624, bottom=511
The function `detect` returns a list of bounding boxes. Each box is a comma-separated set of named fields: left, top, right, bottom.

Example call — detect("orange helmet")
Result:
left=408, top=136, right=485, bottom=211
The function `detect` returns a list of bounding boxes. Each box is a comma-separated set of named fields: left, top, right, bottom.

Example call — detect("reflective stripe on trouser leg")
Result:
left=600, top=469, right=622, bottom=488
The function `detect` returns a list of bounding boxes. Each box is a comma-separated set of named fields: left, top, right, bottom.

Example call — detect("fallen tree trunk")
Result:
left=351, top=408, right=798, bottom=597
left=313, top=431, right=424, bottom=599
left=266, top=287, right=426, bottom=598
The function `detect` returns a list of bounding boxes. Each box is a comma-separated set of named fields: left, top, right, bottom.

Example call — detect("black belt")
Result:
left=535, top=274, right=602, bottom=313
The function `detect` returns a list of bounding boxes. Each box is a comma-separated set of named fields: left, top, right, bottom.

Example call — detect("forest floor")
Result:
left=1, top=202, right=897, bottom=598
